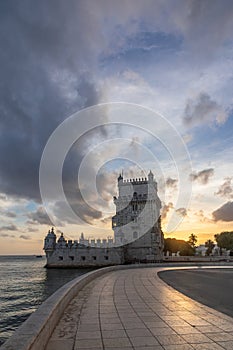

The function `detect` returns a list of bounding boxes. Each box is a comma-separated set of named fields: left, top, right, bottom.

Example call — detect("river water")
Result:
left=0, top=255, right=94, bottom=346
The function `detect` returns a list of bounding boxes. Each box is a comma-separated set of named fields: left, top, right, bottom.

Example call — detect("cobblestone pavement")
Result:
left=46, top=267, right=233, bottom=350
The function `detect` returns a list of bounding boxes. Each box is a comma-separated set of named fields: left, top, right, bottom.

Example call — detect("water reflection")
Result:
left=42, top=267, right=96, bottom=300
left=0, top=255, right=96, bottom=346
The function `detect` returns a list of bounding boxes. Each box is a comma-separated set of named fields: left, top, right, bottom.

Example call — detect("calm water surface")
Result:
left=0, top=255, right=95, bottom=346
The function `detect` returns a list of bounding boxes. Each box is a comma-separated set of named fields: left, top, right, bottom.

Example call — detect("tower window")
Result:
left=133, top=232, right=138, bottom=239
left=59, top=256, right=63, bottom=261
left=81, top=256, right=86, bottom=261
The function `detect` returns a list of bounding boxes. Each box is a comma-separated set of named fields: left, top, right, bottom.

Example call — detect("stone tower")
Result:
left=112, top=171, right=164, bottom=262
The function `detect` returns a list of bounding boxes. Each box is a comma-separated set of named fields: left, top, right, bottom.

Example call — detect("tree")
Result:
left=164, top=238, right=195, bottom=256
left=179, top=241, right=195, bottom=256
left=164, top=238, right=180, bottom=256
left=205, top=239, right=215, bottom=256
left=188, top=233, right=197, bottom=250
left=214, top=232, right=233, bottom=255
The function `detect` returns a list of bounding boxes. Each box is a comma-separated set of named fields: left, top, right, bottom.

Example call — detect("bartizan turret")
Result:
left=44, top=227, right=56, bottom=257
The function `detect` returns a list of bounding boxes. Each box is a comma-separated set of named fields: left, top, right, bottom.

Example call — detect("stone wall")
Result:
left=46, top=246, right=124, bottom=267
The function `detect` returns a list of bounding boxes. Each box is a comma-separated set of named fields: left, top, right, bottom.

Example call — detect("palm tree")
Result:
left=205, top=239, right=215, bottom=256
left=188, top=233, right=197, bottom=249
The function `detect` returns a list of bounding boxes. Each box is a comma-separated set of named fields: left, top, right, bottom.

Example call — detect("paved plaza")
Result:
left=46, top=267, right=233, bottom=350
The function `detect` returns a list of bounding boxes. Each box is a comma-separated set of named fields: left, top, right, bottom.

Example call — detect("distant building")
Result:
left=195, top=244, right=207, bottom=256
left=44, top=171, right=164, bottom=267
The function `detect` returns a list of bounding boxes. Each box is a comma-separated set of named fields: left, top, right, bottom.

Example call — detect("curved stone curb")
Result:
left=1, top=262, right=233, bottom=350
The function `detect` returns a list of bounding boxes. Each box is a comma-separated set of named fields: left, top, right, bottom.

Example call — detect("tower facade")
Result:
left=112, top=171, right=164, bottom=261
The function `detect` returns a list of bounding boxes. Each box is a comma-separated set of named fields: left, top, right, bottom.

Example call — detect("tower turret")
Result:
left=148, top=170, right=154, bottom=183
left=118, top=173, right=123, bottom=184
left=43, top=227, right=56, bottom=257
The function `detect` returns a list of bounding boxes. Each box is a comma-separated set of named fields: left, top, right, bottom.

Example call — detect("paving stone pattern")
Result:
left=46, top=268, right=233, bottom=350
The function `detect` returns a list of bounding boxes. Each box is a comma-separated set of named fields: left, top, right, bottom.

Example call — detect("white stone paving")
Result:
left=45, top=267, right=233, bottom=350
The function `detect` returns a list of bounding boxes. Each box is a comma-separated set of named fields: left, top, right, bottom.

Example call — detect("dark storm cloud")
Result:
left=189, top=168, right=214, bottom=185
left=215, top=177, right=233, bottom=199
left=212, top=201, right=233, bottom=222
left=0, top=1, right=104, bottom=203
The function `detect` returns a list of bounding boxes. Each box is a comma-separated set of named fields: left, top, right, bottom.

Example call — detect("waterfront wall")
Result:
left=45, top=246, right=124, bottom=267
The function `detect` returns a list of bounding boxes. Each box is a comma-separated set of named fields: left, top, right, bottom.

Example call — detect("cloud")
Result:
left=27, top=227, right=39, bottom=232
left=0, top=224, right=17, bottom=238
left=161, top=202, right=173, bottom=220
left=100, top=216, right=112, bottom=225
left=0, top=0, right=233, bottom=237
left=0, top=233, right=15, bottom=238
left=19, top=235, right=31, bottom=240
left=183, top=92, right=227, bottom=126
left=182, top=134, right=193, bottom=144
left=212, top=201, right=233, bottom=222
left=190, top=168, right=214, bottom=185
left=215, top=177, right=233, bottom=199
left=0, top=224, right=18, bottom=232
left=166, top=177, right=178, bottom=189
left=175, top=207, right=187, bottom=217
left=27, top=206, right=53, bottom=225
left=54, top=197, right=102, bottom=225
left=4, top=211, right=17, bottom=218
left=1, top=1, right=232, bottom=204
left=0, top=209, right=17, bottom=218
left=0, top=1, right=107, bottom=202
left=176, top=1, right=233, bottom=55
left=194, top=210, right=213, bottom=223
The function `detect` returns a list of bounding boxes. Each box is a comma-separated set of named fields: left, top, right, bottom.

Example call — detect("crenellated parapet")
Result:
left=44, top=230, right=116, bottom=252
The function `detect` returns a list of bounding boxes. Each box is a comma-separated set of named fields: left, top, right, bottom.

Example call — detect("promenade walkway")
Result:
left=46, top=267, right=233, bottom=350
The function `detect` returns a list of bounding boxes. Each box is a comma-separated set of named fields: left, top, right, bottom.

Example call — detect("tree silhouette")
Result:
left=164, top=237, right=195, bottom=256
left=205, top=239, right=215, bottom=256
left=214, top=232, right=233, bottom=255
left=188, top=233, right=197, bottom=249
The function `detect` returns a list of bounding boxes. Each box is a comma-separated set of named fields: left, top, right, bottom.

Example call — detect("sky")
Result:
left=0, top=0, right=233, bottom=254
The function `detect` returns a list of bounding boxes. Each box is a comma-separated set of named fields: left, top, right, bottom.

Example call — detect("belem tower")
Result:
left=44, top=171, right=164, bottom=267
